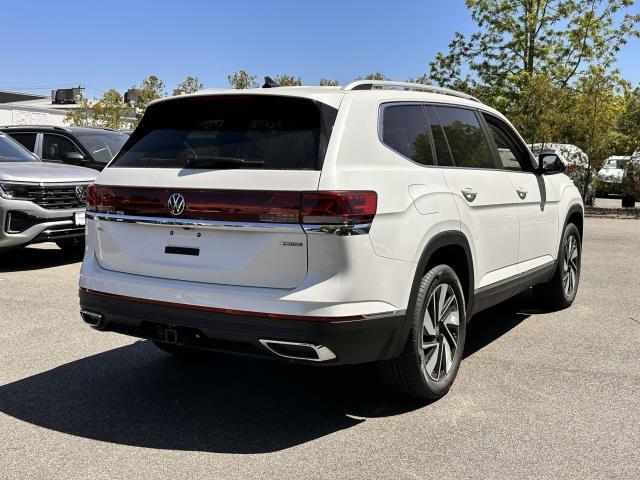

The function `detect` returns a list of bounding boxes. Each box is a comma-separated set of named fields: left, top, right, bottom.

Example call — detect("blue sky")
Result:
left=2, top=0, right=639, bottom=98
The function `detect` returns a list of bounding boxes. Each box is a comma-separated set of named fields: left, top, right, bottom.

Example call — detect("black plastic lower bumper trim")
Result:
left=79, top=289, right=407, bottom=366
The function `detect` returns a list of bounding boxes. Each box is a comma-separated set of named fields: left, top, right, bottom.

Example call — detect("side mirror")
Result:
left=63, top=151, right=86, bottom=165
left=538, top=153, right=566, bottom=175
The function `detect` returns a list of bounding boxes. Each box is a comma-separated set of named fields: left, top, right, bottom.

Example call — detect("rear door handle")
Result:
left=461, top=188, right=478, bottom=202
left=516, top=187, right=528, bottom=199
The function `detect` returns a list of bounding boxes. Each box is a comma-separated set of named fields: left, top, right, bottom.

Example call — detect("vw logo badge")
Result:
left=168, top=193, right=186, bottom=216
left=75, top=185, right=86, bottom=202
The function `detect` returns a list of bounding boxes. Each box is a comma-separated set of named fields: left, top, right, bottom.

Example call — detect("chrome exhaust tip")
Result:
left=258, top=339, right=336, bottom=362
left=80, top=309, right=105, bottom=329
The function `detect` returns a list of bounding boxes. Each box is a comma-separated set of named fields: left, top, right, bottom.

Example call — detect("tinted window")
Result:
left=8, top=133, right=37, bottom=152
left=425, top=106, right=454, bottom=166
left=112, top=96, right=336, bottom=170
left=382, top=105, right=433, bottom=166
left=434, top=107, right=494, bottom=169
left=74, top=131, right=128, bottom=164
left=484, top=115, right=530, bottom=171
left=0, top=135, right=37, bottom=162
left=42, top=134, right=80, bottom=161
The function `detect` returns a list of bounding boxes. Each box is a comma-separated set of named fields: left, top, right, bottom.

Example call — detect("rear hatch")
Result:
left=89, top=94, right=338, bottom=289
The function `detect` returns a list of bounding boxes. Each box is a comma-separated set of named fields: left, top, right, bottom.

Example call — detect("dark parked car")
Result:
left=0, top=126, right=128, bottom=171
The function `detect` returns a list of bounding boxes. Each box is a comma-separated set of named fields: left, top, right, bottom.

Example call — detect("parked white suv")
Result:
left=79, top=80, right=583, bottom=399
left=0, top=132, right=96, bottom=252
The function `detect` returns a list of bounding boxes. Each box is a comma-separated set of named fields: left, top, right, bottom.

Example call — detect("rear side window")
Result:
left=425, top=106, right=454, bottom=167
left=112, top=95, right=336, bottom=170
left=433, top=106, right=494, bottom=169
left=8, top=133, right=37, bottom=152
left=381, top=105, right=434, bottom=166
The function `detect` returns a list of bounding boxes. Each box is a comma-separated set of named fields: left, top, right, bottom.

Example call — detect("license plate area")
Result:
left=167, top=228, right=202, bottom=247
left=74, top=211, right=86, bottom=226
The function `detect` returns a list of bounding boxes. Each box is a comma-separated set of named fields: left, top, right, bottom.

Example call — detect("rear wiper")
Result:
left=184, top=156, right=264, bottom=169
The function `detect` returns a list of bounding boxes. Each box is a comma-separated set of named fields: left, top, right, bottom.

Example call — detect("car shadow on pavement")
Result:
left=463, top=290, right=533, bottom=359
left=0, top=245, right=81, bottom=272
left=0, top=291, right=536, bottom=454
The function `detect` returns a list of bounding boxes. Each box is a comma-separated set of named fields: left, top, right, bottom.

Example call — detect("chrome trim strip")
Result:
left=0, top=181, right=92, bottom=187
left=361, top=309, right=406, bottom=320
left=302, top=223, right=372, bottom=236
left=86, top=212, right=303, bottom=233
left=87, top=212, right=372, bottom=236
left=258, top=339, right=337, bottom=362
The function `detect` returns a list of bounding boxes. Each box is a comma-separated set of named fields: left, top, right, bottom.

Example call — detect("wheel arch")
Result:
left=564, top=203, right=584, bottom=240
left=390, top=230, right=475, bottom=359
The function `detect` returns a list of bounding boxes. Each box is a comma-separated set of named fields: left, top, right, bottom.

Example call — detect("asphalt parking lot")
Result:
left=1, top=217, right=639, bottom=480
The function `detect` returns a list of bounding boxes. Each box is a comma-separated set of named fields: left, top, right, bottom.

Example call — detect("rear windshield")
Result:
left=111, top=95, right=337, bottom=170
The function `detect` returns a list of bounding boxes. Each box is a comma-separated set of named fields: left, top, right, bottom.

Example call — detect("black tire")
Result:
left=621, top=195, right=636, bottom=208
left=533, top=223, right=581, bottom=309
left=56, top=238, right=85, bottom=256
left=380, top=265, right=466, bottom=400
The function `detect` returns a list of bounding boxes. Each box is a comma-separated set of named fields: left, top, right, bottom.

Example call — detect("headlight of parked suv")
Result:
left=0, top=183, right=32, bottom=199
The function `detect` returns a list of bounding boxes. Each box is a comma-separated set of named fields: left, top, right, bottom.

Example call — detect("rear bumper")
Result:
left=79, top=289, right=408, bottom=366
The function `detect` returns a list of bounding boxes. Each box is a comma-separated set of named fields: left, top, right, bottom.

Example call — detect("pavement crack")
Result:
left=630, top=317, right=639, bottom=325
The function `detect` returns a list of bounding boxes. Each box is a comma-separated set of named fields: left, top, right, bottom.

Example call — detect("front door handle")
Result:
left=516, top=187, right=528, bottom=199
left=461, top=188, right=478, bottom=202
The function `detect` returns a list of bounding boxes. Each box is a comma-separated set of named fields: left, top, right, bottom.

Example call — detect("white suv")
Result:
left=79, top=80, right=583, bottom=399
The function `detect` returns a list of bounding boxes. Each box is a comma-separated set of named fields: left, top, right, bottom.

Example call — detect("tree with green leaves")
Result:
left=568, top=68, right=629, bottom=195
left=126, top=75, right=165, bottom=125
left=429, top=0, right=639, bottom=98
left=360, top=72, right=389, bottom=81
left=65, top=89, right=133, bottom=129
left=617, top=86, right=640, bottom=155
left=274, top=74, right=302, bottom=86
left=176, top=76, right=203, bottom=94
left=319, top=78, right=340, bottom=86
left=228, top=70, right=259, bottom=89
left=132, top=75, right=165, bottom=109
left=64, top=97, right=94, bottom=127
left=508, top=74, right=571, bottom=146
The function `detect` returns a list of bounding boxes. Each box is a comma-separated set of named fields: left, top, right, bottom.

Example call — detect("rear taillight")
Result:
left=85, top=184, right=96, bottom=210
left=300, top=191, right=377, bottom=225
left=86, top=187, right=377, bottom=228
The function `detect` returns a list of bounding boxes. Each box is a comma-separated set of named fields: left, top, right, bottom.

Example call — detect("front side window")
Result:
left=42, top=134, right=80, bottom=161
left=381, top=104, right=434, bottom=166
left=112, top=95, right=336, bottom=170
left=483, top=115, right=531, bottom=171
left=433, top=106, right=494, bottom=169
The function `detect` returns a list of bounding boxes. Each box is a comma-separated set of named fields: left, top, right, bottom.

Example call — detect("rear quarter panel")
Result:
left=318, top=94, right=464, bottom=270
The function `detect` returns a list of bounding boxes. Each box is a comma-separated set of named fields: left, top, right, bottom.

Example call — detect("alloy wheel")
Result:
left=421, top=283, right=460, bottom=381
left=562, top=234, right=579, bottom=297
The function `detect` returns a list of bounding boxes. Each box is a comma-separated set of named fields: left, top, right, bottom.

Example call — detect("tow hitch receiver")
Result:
left=164, top=328, right=178, bottom=344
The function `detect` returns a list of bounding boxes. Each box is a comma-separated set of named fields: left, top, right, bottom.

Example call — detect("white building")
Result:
left=0, top=90, right=85, bottom=127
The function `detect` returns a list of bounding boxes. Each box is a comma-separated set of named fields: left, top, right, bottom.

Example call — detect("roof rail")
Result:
left=0, top=124, right=71, bottom=132
left=342, top=80, right=480, bottom=103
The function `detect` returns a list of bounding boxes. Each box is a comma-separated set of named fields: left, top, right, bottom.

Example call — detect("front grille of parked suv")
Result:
left=19, top=184, right=88, bottom=210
